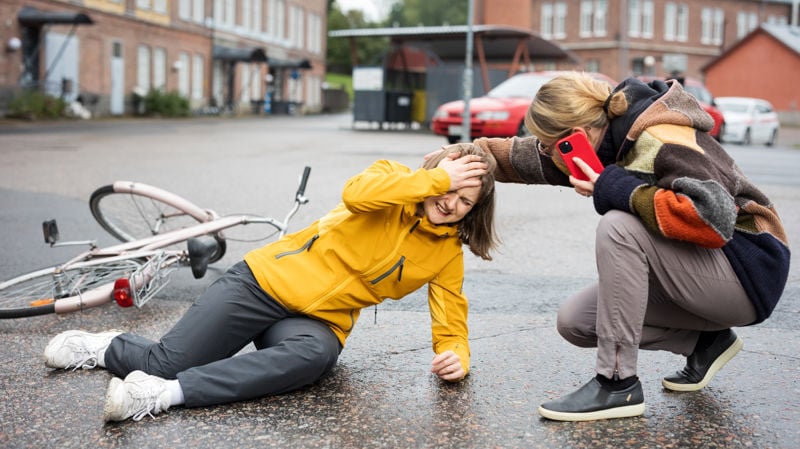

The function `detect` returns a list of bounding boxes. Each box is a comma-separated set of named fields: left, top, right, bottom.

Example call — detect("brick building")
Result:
left=0, top=0, right=327, bottom=116
left=703, top=23, right=800, bottom=120
left=473, top=0, right=796, bottom=82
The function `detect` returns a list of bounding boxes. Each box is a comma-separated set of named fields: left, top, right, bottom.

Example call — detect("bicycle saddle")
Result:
left=187, top=236, right=219, bottom=279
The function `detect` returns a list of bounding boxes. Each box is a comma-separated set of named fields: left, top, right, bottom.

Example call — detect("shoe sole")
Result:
left=538, top=402, right=645, bottom=422
left=102, top=377, right=126, bottom=422
left=662, top=336, right=743, bottom=392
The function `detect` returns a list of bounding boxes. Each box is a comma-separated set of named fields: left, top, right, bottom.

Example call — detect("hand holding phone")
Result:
left=556, top=131, right=605, bottom=182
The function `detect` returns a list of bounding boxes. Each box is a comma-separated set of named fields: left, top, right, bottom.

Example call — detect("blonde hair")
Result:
left=423, top=143, right=499, bottom=261
left=524, top=72, right=627, bottom=151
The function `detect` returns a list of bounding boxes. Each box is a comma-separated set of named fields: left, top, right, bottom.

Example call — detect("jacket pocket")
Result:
left=275, top=234, right=319, bottom=259
left=370, top=256, right=405, bottom=284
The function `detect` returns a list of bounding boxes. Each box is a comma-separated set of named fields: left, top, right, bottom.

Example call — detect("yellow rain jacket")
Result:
left=244, top=160, right=471, bottom=375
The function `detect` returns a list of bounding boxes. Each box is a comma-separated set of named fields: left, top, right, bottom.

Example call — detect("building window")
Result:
left=664, top=2, right=676, bottom=41
left=289, top=5, right=304, bottom=48
left=307, top=12, right=322, bottom=53
left=629, top=0, right=653, bottom=39
left=153, top=0, right=166, bottom=14
left=252, top=0, right=262, bottom=33
left=594, top=0, right=607, bottom=36
left=178, top=51, right=190, bottom=97
left=641, top=0, right=653, bottom=38
left=137, top=45, right=150, bottom=92
left=153, top=47, right=166, bottom=90
left=137, top=0, right=150, bottom=10
left=193, top=0, right=204, bottom=23
left=192, top=54, right=204, bottom=101
left=737, top=11, right=759, bottom=38
left=585, top=59, right=600, bottom=73
left=628, top=0, right=641, bottom=37
left=701, top=8, right=723, bottom=45
left=268, top=0, right=285, bottom=39
left=541, top=2, right=566, bottom=39
left=676, top=3, right=688, bottom=42
left=541, top=3, right=553, bottom=38
left=554, top=2, right=566, bottom=39
left=179, top=0, right=190, bottom=20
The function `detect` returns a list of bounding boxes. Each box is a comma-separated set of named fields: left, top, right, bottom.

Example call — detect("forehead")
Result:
left=456, top=185, right=482, bottom=203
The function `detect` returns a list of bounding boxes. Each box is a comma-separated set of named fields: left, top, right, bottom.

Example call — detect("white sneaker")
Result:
left=103, top=371, right=171, bottom=422
left=43, top=330, right=121, bottom=370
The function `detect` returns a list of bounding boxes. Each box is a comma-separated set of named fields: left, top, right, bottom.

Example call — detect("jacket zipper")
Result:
left=274, top=234, right=318, bottom=259
left=370, top=255, right=405, bottom=284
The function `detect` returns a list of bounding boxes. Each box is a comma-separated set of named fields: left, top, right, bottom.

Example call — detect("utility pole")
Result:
left=460, top=0, right=475, bottom=143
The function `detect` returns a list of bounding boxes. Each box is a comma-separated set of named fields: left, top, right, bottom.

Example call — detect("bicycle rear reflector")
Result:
left=113, top=278, right=134, bottom=307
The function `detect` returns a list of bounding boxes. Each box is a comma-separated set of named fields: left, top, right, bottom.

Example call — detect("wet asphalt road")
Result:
left=0, top=114, right=798, bottom=449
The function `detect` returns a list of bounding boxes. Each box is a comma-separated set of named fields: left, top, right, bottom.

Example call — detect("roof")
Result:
left=329, top=25, right=573, bottom=62
left=17, top=6, right=93, bottom=26
left=702, top=24, right=800, bottom=71
left=761, top=23, right=800, bottom=55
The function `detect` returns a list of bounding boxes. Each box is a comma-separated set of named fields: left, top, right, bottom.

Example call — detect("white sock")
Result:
left=97, top=348, right=107, bottom=368
left=166, top=379, right=185, bottom=406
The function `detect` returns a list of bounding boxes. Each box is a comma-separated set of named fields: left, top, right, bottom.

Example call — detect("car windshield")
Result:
left=486, top=75, right=553, bottom=99
left=717, top=102, right=749, bottom=113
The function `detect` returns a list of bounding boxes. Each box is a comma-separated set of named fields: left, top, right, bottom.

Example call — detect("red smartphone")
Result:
left=555, top=131, right=605, bottom=181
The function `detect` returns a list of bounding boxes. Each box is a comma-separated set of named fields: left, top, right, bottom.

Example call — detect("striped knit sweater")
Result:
left=474, top=77, right=790, bottom=324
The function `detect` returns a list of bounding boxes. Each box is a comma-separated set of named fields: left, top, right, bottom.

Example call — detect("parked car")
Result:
left=430, top=71, right=616, bottom=144
left=715, top=97, right=780, bottom=146
left=636, top=76, right=725, bottom=141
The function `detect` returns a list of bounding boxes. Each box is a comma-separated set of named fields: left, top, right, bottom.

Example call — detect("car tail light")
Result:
left=113, top=278, right=134, bottom=307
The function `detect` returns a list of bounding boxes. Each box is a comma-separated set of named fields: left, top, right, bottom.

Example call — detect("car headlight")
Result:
left=475, top=111, right=510, bottom=120
left=433, top=109, right=450, bottom=119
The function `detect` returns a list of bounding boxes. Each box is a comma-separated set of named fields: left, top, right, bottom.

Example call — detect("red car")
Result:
left=636, top=76, right=725, bottom=141
left=430, top=71, right=616, bottom=144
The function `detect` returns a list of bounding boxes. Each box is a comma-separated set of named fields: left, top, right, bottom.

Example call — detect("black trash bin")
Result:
left=384, top=90, right=412, bottom=123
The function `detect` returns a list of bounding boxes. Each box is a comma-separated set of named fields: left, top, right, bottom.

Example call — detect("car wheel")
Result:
left=742, top=129, right=751, bottom=145
left=716, top=122, right=725, bottom=142
left=517, top=121, right=531, bottom=138
left=766, top=129, right=778, bottom=147
left=447, top=136, right=460, bottom=144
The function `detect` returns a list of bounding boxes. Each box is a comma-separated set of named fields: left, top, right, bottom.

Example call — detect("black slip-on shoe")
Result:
left=538, top=378, right=645, bottom=422
left=662, top=328, right=743, bottom=392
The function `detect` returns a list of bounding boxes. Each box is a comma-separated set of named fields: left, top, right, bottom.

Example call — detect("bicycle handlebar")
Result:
left=296, top=166, right=311, bottom=199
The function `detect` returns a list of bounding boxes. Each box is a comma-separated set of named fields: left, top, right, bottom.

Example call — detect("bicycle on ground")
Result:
left=0, top=166, right=311, bottom=319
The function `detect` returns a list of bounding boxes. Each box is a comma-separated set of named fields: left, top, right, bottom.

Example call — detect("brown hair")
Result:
left=524, top=72, right=628, bottom=154
left=423, top=143, right=499, bottom=261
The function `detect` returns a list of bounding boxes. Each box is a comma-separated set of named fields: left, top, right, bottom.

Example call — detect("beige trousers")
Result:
left=556, top=210, right=757, bottom=379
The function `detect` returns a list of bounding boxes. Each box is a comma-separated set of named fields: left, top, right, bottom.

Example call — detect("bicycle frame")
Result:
left=0, top=166, right=311, bottom=318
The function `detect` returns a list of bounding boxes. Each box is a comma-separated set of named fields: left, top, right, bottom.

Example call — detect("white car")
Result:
left=715, top=97, right=780, bottom=146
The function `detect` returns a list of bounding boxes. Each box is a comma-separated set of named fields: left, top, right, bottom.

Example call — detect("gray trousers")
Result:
left=104, top=261, right=341, bottom=407
left=556, top=210, right=757, bottom=379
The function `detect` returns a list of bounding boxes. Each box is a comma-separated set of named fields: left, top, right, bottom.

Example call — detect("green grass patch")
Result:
left=325, top=73, right=353, bottom=101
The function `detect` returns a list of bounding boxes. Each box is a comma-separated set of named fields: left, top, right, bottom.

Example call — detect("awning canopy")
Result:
left=213, top=45, right=267, bottom=63
left=268, top=58, right=312, bottom=70
left=329, top=24, right=574, bottom=62
left=18, top=6, right=93, bottom=26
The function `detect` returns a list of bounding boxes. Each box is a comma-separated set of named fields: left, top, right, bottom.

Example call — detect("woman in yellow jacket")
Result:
left=43, top=143, right=499, bottom=422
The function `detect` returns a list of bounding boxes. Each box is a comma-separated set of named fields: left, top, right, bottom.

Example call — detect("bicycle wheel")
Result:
left=0, top=259, right=142, bottom=318
left=90, top=183, right=226, bottom=263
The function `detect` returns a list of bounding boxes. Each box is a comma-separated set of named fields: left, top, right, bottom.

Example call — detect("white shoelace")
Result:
left=65, top=346, right=98, bottom=371
left=127, top=380, right=168, bottom=421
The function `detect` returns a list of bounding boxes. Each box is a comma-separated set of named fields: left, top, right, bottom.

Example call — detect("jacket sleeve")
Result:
left=341, top=160, right=451, bottom=213
left=473, top=136, right=571, bottom=186
left=427, top=252, right=471, bottom=378
left=593, top=141, right=738, bottom=248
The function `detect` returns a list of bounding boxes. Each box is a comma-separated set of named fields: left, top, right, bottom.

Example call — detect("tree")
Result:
left=385, top=0, right=468, bottom=27
left=326, top=1, right=389, bottom=74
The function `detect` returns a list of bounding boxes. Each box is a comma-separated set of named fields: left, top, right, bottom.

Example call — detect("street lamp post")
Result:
left=460, top=0, right=474, bottom=143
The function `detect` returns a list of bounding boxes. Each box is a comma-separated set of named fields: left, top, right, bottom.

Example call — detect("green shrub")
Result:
left=7, top=90, right=66, bottom=119
left=143, top=89, right=190, bottom=117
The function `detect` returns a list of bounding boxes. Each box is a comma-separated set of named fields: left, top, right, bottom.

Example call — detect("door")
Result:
left=44, top=32, right=79, bottom=102
left=110, top=41, right=124, bottom=115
